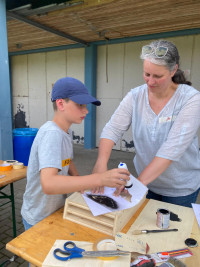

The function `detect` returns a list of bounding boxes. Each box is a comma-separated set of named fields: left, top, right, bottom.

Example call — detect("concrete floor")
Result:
left=0, top=144, right=200, bottom=266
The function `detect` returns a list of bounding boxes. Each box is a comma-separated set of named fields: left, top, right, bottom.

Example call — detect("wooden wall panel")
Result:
left=96, top=44, right=124, bottom=150
left=190, top=35, right=200, bottom=144
left=124, top=41, right=146, bottom=93
left=11, top=55, right=29, bottom=128
left=28, top=53, right=46, bottom=128
left=191, top=35, right=200, bottom=90
left=67, top=48, right=85, bottom=144
left=11, top=55, right=28, bottom=97
left=13, top=96, right=30, bottom=128
left=169, top=36, right=193, bottom=79
left=96, top=43, right=142, bottom=151
left=46, top=50, right=67, bottom=121
left=97, top=44, right=124, bottom=99
left=96, top=98, right=121, bottom=150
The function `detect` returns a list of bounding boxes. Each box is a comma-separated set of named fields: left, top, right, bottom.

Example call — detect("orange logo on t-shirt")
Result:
left=62, top=158, right=71, bottom=167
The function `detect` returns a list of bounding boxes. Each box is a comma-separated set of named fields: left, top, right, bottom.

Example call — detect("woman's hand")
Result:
left=91, top=158, right=108, bottom=194
left=90, top=168, right=130, bottom=195
left=113, top=186, right=128, bottom=196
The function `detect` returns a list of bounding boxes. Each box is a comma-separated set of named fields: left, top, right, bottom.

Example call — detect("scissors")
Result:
left=53, top=241, right=129, bottom=261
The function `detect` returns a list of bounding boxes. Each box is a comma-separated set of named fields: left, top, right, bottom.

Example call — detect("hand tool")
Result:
left=132, top=259, right=156, bottom=266
left=132, top=228, right=178, bottom=235
left=53, top=241, right=129, bottom=261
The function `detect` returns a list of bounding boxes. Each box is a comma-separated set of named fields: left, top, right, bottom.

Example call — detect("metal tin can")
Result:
left=156, top=208, right=170, bottom=229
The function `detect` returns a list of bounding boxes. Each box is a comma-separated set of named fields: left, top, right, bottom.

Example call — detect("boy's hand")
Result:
left=91, top=186, right=105, bottom=194
left=100, top=168, right=130, bottom=188
left=92, top=162, right=108, bottom=194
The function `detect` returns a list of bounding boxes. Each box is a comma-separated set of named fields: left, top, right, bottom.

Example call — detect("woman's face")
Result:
left=143, top=59, right=177, bottom=93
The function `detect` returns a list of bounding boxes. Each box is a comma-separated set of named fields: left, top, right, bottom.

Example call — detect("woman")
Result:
left=93, top=40, right=200, bottom=207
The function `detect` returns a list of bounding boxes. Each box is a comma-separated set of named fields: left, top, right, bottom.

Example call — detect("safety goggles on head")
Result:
left=142, top=45, right=168, bottom=58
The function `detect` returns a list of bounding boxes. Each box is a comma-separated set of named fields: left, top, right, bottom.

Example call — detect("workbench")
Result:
left=0, top=160, right=27, bottom=237
left=6, top=198, right=200, bottom=266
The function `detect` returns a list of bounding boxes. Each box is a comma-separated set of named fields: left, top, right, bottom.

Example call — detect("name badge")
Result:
left=159, top=115, right=176, bottom=123
left=62, top=158, right=71, bottom=167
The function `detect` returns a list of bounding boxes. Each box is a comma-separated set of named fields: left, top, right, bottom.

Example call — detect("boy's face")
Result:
left=62, top=99, right=89, bottom=124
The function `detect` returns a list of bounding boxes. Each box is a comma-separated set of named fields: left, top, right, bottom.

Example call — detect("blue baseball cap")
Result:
left=51, top=77, right=101, bottom=106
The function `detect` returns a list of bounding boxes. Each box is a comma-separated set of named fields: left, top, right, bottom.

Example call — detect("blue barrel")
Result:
left=13, top=128, right=38, bottom=166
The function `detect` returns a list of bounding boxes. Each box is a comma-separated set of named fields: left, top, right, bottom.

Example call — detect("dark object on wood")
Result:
left=87, top=194, right=118, bottom=209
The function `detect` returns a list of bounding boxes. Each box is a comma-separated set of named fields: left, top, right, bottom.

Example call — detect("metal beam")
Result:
left=6, top=10, right=89, bottom=46
left=0, top=0, right=13, bottom=160
left=84, top=44, right=97, bottom=149
left=94, top=28, right=200, bottom=46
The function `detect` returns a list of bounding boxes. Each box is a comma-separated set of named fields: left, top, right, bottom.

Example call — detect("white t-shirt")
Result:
left=21, top=121, right=73, bottom=225
left=101, top=84, right=200, bottom=196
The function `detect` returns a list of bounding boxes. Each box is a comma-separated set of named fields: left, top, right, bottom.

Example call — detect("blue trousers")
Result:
left=22, top=217, right=33, bottom=231
left=146, top=188, right=200, bottom=207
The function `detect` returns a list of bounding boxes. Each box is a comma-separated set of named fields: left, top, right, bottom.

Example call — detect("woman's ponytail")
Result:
left=172, top=69, right=192, bottom=86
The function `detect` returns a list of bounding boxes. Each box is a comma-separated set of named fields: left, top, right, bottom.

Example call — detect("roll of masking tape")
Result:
left=3, top=160, right=18, bottom=165
left=0, top=163, right=12, bottom=171
left=13, top=162, right=24, bottom=169
left=93, top=237, right=118, bottom=260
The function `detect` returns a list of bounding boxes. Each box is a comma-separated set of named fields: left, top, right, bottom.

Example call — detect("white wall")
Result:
left=11, top=35, right=200, bottom=150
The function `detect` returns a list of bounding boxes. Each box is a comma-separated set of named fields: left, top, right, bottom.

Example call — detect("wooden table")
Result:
left=0, top=160, right=27, bottom=237
left=6, top=198, right=200, bottom=266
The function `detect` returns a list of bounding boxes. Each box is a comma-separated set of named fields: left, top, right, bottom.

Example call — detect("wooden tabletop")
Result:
left=6, top=199, right=200, bottom=267
left=0, top=160, right=27, bottom=187
left=5, top=199, right=147, bottom=266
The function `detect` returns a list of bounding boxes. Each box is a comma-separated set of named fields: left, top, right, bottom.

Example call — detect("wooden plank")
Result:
left=127, top=199, right=196, bottom=253
left=6, top=207, right=114, bottom=266
left=121, top=199, right=200, bottom=265
left=0, top=160, right=27, bottom=187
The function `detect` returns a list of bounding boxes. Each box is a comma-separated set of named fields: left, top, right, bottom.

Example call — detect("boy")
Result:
left=21, top=77, right=129, bottom=230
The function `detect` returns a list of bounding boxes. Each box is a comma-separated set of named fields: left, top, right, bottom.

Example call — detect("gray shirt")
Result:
left=21, top=121, right=73, bottom=225
left=101, top=84, right=200, bottom=196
